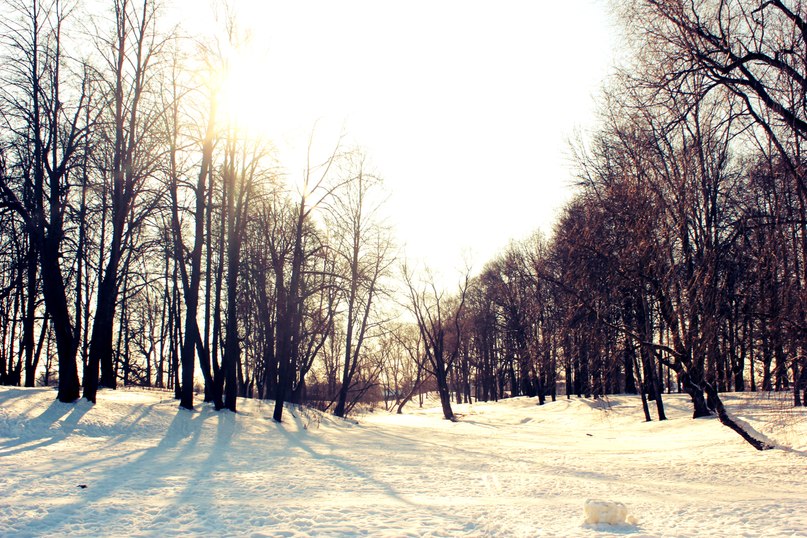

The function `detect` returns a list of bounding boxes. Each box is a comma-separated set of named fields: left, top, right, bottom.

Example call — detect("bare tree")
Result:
left=212, top=132, right=271, bottom=412
left=272, top=135, right=345, bottom=422
left=85, top=0, right=165, bottom=402
left=629, top=0, right=807, bottom=192
left=161, top=38, right=219, bottom=409
left=383, top=323, right=426, bottom=414
left=0, top=0, right=90, bottom=402
left=329, top=152, right=394, bottom=417
left=403, top=265, right=470, bottom=421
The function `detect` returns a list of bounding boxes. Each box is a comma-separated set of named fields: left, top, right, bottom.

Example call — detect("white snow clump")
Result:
left=583, top=499, right=638, bottom=526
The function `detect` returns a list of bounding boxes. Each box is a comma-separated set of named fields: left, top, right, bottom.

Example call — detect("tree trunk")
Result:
left=334, top=292, right=356, bottom=418
left=273, top=199, right=306, bottom=423
left=436, top=364, right=455, bottom=421
left=41, top=241, right=80, bottom=402
left=84, top=255, right=119, bottom=402
left=22, top=238, right=38, bottom=387
left=681, top=370, right=711, bottom=418
left=221, top=233, right=241, bottom=412
left=702, top=383, right=773, bottom=450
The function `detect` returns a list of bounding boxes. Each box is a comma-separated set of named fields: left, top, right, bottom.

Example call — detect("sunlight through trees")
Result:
left=0, top=0, right=804, bottom=452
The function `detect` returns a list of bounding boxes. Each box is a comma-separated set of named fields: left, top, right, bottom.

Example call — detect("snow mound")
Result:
left=583, top=499, right=637, bottom=525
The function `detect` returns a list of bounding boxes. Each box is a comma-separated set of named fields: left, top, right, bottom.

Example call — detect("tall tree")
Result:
left=213, top=132, right=269, bottom=412
left=631, top=0, right=807, bottom=193
left=84, top=0, right=163, bottom=402
left=0, top=0, right=89, bottom=401
left=162, top=42, right=217, bottom=409
left=272, top=136, right=344, bottom=423
left=330, top=153, right=394, bottom=418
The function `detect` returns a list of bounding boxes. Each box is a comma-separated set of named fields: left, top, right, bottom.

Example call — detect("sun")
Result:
left=215, top=46, right=274, bottom=138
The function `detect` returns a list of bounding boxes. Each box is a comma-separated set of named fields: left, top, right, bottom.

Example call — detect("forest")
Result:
left=0, top=0, right=805, bottom=448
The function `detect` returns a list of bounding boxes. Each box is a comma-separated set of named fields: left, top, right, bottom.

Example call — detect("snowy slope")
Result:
left=0, top=387, right=805, bottom=537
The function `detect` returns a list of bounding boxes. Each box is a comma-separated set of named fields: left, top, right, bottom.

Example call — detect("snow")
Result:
left=583, top=500, right=633, bottom=526
left=1, top=387, right=806, bottom=537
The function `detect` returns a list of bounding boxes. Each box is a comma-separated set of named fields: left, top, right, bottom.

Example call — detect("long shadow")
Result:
left=273, top=420, right=416, bottom=507
left=38, top=404, right=208, bottom=479
left=0, top=399, right=91, bottom=456
left=777, top=445, right=807, bottom=458
left=147, top=407, right=238, bottom=536
left=17, top=406, right=210, bottom=535
left=8, top=403, right=185, bottom=480
left=457, top=418, right=502, bottom=430
left=355, top=419, right=625, bottom=487
left=0, top=387, right=54, bottom=406
left=98, top=402, right=163, bottom=450
left=273, top=415, right=512, bottom=534
left=360, top=423, right=537, bottom=465
left=5, top=399, right=161, bottom=447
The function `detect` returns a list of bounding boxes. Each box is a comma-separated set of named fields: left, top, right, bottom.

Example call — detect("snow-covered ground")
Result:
left=0, top=387, right=805, bottom=537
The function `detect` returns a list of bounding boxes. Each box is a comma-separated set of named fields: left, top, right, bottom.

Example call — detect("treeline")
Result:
left=424, top=0, right=807, bottom=444
left=0, top=0, right=396, bottom=421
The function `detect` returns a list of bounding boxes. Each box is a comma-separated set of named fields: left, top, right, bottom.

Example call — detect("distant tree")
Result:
left=403, top=266, right=469, bottom=421
left=474, top=238, right=558, bottom=404
left=330, top=152, right=394, bottom=417
left=376, top=323, right=425, bottom=414
left=464, top=272, right=500, bottom=402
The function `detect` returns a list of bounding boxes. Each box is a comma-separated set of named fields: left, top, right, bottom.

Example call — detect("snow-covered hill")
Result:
left=0, top=387, right=804, bottom=537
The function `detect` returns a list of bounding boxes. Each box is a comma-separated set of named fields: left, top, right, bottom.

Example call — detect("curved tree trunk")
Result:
left=702, top=383, right=774, bottom=451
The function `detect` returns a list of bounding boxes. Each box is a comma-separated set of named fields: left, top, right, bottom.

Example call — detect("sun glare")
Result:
left=215, top=48, right=273, bottom=138
left=180, top=0, right=615, bottom=276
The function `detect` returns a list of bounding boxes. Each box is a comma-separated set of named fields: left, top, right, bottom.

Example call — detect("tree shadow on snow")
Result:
left=0, top=398, right=91, bottom=456
left=0, top=387, right=54, bottom=407
left=272, top=414, right=488, bottom=534
left=274, top=418, right=417, bottom=508
left=96, top=402, right=165, bottom=450
left=16, top=406, right=218, bottom=535
left=132, top=406, right=240, bottom=534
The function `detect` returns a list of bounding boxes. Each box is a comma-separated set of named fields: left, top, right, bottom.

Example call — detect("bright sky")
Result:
left=175, top=0, right=617, bottom=281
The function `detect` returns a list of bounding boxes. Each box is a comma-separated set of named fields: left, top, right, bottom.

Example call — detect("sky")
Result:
left=175, top=0, right=618, bottom=283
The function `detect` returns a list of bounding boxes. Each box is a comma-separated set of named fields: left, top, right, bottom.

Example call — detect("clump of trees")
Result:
left=408, top=0, right=805, bottom=449
left=548, top=0, right=807, bottom=448
left=0, top=0, right=396, bottom=419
